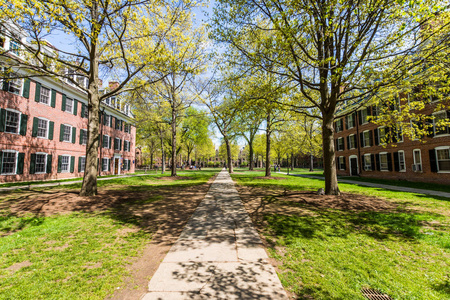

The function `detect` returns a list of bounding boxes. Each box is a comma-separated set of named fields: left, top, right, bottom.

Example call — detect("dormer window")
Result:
left=9, top=33, right=20, bottom=56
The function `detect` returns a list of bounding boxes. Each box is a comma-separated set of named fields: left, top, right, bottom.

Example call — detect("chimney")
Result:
left=109, top=81, right=120, bottom=90
left=98, top=79, right=103, bottom=88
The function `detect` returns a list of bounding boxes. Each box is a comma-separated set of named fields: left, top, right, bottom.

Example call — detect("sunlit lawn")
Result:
left=231, top=171, right=450, bottom=300
left=0, top=170, right=218, bottom=300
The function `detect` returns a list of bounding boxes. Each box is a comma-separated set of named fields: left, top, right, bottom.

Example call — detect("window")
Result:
left=364, top=155, right=372, bottom=171
left=395, top=126, right=404, bottom=143
left=104, top=98, right=111, bottom=106
left=114, top=137, right=121, bottom=150
left=363, top=131, right=371, bottom=147
left=347, top=114, right=354, bottom=129
left=115, top=98, right=121, bottom=110
left=413, top=149, right=422, bottom=172
left=115, top=119, right=122, bottom=130
left=1, top=151, right=17, bottom=174
left=81, top=129, right=87, bottom=145
left=360, top=108, right=368, bottom=124
left=79, top=157, right=86, bottom=172
left=61, top=155, right=70, bottom=172
left=379, top=153, right=388, bottom=171
left=398, top=151, right=406, bottom=172
left=0, top=26, right=5, bottom=48
left=436, top=148, right=450, bottom=172
left=378, top=127, right=386, bottom=144
left=37, top=118, right=48, bottom=138
left=124, top=124, right=130, bottom=133
left=35, top=153, right=47, bottom=173
left=62, top=125, right=72, bottom=142
left=433, top=111, right=449, bottom=136
left=335, top=119, right=343, bottom=132
left=124, top=140, right=130, bottom=152
left=338, top=156, right=345, bottom=170
left=104, top=114, right=111, bottom=127
left=9, top=33, right=20, bottom=55
left=102, top=158, right=110, bottom=171
left=65, top=98, right=73, bottom=113
left=103, top=135, right=110, bottom=148
left=5, top=110, right=20, bottom=134
left=348, top=135, right=356, bottom=149
left=40, top=86, right=50, bottom=105
left=337, top=138, right=344, bottom=151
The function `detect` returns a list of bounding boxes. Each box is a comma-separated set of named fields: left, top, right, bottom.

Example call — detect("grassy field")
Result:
left=231, top=171, right=450, bottom=300
left=0, top=170, right=218, bottom=300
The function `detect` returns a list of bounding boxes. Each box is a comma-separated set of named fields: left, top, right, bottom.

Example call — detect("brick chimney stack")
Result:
left=109, top=81, right=120, bottom=90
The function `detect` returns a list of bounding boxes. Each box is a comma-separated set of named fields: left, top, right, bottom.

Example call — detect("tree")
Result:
left=181, top=107, right=211, bottom=165
left=211, top=0, right=445, bottom=194
left=1, top=0, right=191, bottom=195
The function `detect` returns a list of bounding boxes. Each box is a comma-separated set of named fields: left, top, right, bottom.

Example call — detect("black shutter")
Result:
left=46, top=155, right=52, bottom=173
left=34, top=82, right=41, bottom=102
left=361, top=155, right=365, bottom=170
left=78, top=157, right=82, bottom=172
left=369, top=131, right=373, bottom=146
left=23, top=79, right=30, bottom=99
left=71, top=127, right=76, bottom=144
left=368, top=106, right=372, bottom=116
left=360, top=132, right=364, bottom=147
left=114, top=138, right=117, bottom=150
left=60, top=124, right=65, bottom=141
left=335, top=139, right=338, bottom=151
left=19, top=114, right=28, bottom=136
left=70, top=156, right=75, bottom=173
left=51, top=89, right=56, bottom=108
left=374, top=128, right=379, bottom=146
left=119, top=139, right=122, bottom=151
left=49, top=121, right=54, bottom=140
left=61, top=94, right=66, bottom=111
left=32, top=117, right=38, bottom=137
left=354, top=135, right=358, bottom=148
left=2, top=79, right=9, bottom=91
left=447, top=111, right=450, bottom=134
left=370, top=154, right=375, bottom=171
left=343, top=157, right=346, bottom=170
left=73, top=100, right=78, bottom=116
left=0, top=151, right=2, bottom=172
left=17, top=153, right=25, bottom=175
left=57, top=155, right=62, bottom=173
left=30, top=153, right=36, bottom=174
left=346, top=136, right=350, bottom=150
left=393, top=152, right=400, bottom=172
left=376, top=154, right=381, bottom=171
left=79, top=130, right=84, bottom=144
left=81, top=103, right=86, bottom=118
left=345, top=116, right=348, bottom=129
left=0, top=108, right=6, bottom=132
left=387, top=153, right=393, bottom=171
left=109, top=136, right=112, bottom=149
left=429, top=149, right=438, bottom=172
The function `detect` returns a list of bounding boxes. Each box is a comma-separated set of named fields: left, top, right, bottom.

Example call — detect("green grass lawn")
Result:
left=0, top=170, right=218, bottom=299
left=231, top=171, right=450, bottom=300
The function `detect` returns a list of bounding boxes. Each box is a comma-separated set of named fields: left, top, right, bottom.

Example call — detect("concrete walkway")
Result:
left=0, top=173, right=151, bottom=192
left=143, top=170, right=288, bottom=300
left=284, top=173, right=450, bottom=199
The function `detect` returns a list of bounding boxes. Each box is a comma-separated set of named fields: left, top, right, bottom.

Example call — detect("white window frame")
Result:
left=36, top=117, right=49, bottom=139
left=81, top=129, right=87, bottom=145
left=39, top=86, right=51, bottom=105
left=338, top=156, right=345, bottom=170
left=379, top=152, right=389, bottom=171
left=4, top=108, right=21, bottom=135
left=335, top=119, right=343, bottom=132
left=61, top=155, right=71, bottom=173
left=435, top=146, right=450, bottom=173
left=114, top=137, right=121, bottom=150
left=398, top=150, right=406, bottom=172
left=378, top=126, right=386, bottom=145
left=124, top=140, right=130, bottom=152
left=65, top=97, right=74, bottom=114
left=35, top=152, right=47, bottom=174
left=337, top=137, right=344, bottom=151
left=349, top=134, right=356, bottom=149
left=360, top=108, right=368, bottom=125
left=102, top=158, right=110, bottom=171
left=79, top=156, right=86, bottom=172
left=103, top=134, right=110, bottom=148
left=413, top=149, right=422, bottom=172
left=105, top=114, right=111, bottom=127
left=364, top=154, right=372, bottom=171
left=363, top=130, right=371, bottom=148
left=432, top=110, right=449, bottom=137
left=1, top=150, right=18, bottom=175
left=347, top=114, right=354, bottom=129
left=62, top=124, right=73, bottom=142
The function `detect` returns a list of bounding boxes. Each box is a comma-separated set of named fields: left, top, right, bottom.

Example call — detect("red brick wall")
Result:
left=0, top=80, right=136, bottom=183
left=334, top=102, right=450, bottom=184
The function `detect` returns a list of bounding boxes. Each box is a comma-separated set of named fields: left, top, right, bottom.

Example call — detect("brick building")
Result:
left=0, top=27, right=136, bottom=183
left=334, top=100, right=450, bottom=184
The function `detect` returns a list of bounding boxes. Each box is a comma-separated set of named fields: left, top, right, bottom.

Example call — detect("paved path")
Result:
left=0, top=173, right=151, bottom=192
left=143, top=170, right=287, bottom=300
left=283, top=173, right=450, bottom=198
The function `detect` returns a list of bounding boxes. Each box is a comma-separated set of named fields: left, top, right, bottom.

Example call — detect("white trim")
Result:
left=362, top=130, right=371, bottom=147
left=1, top=150, right=18, bottom=175
left=65, top=97, right=74, bottom=114
left=39, top=85, right=51, bottom=106
left=62, top=124, right=73, bottom=143
left=412, top=149, right=422, bottom=172
left=338, top=156, right=345, bottom=170
left=34, top=152, right=48, bottom=174
left=378, top=152, right=389, bottom=171
left=435, top=147, right=450, bottom=173
left=398, top=150, right=406, bottom=172
left=363, top=154, right=372, bottom=171
left=4, top=108, right=22, bottom=135
left=103, top=134, right=111, bottom=148
left=79, top=156, right=86, bottom=173
left=60, top=154, right=71, bottom=173
left=36, top=117, right=50, bottom=139
left=348, top=134, right=356, bottom=149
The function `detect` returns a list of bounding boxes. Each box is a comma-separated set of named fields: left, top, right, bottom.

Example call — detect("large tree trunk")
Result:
left=248, top=142, right=254, bottom=170
left=80, top=32, right=100, bottom=196
left=265, top=114, right=271, bottom=177
left=159, top=134, right=165, bottom=174
left=225, top=138, right=233, bottom=173
left=291, top=153, right=294, bottom=170
left=171, top=107, right=177, bottom=176
left=309, top=152, right=314, bottom=172
left=322, top=113, right=339, bottom=195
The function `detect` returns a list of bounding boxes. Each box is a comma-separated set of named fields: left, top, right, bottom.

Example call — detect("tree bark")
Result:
left=171, top=106, right=177, bottom=176
left=265, top=113, right=271, bottom=177
left=225, top=138, right=233, bottom=173
left=322, top=113, right=339, bottom=195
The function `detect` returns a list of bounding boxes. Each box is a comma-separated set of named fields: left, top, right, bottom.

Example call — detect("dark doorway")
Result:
left=350, top=157, right=358, bottom=176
